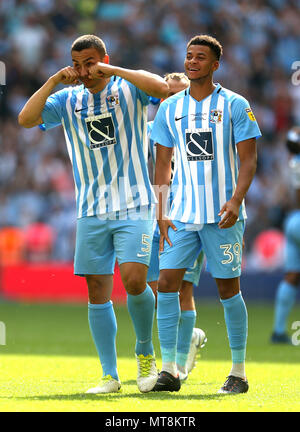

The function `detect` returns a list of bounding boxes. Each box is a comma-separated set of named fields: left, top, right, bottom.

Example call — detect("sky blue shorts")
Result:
left=284, top=210, right=300, bottom=272
left=74, top=210, right=154, bottom=276
left=147, top=231, right=204, bottom=286
left=159, top=220, right=245, bottom=279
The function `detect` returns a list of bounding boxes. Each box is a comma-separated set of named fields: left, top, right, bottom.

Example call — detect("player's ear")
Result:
left=103, top=54, right=109, bottom=64
left=213, top=61, right=220, bottom=72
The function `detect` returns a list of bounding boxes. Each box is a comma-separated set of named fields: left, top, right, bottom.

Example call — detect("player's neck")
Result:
left=189, top=79, right=216, bottom=102
left=86, top=77, right=111, bottom=94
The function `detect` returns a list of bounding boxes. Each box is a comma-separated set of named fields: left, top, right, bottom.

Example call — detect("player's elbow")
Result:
left=160, top=81, right=170, bottom=98
left=18, top=111, right=36, bottom=128
left=150, top=80, right=169, bottom=99
left=18, top=111, right=29, bottom=128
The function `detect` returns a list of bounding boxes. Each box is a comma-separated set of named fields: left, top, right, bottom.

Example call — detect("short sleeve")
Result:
left=150, top=102, right=174, bottom=148
left=41, top=89, right=68, bottom=130
left=231, top=96, right=262, bottom=144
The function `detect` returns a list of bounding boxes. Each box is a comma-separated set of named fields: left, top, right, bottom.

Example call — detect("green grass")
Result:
left=0, top=300, right=299, bottom=412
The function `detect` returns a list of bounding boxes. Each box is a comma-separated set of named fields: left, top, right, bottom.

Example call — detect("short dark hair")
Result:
left=71, top=35, right=107, bottom=57
left=187, top=35, right=223, bottom=60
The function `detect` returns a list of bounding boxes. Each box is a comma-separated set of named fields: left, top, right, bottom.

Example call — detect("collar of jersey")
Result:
left=186, top=82, right=221, bottom=103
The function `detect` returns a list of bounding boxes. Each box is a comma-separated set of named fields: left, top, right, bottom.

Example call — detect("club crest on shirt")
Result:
left=210, top=109, right=223, bottom=124
left=107, top=94, right=119, bottom=108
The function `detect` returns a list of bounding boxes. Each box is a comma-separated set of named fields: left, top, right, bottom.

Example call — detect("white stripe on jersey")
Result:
left=174, top=99, right=192, bottom=221
left=78, top=89, right=98, bottom=216
left=65, top=91, right=86, bottom=218
left=85, top=88, right=106, bottom=215
left=122, top=80, right=149, bottom=205
left=109, top=79, right=132, bottom=210
left=187, top=96, right=201, bottom=222
left=99, top=83, right=120, bottom=212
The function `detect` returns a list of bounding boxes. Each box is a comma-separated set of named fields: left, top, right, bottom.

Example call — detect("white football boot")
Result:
left=186, top=328, right=207, bottom=374
left=85, top=375, right=121, bottom=394
left=136, top=354, right=158, bottom=392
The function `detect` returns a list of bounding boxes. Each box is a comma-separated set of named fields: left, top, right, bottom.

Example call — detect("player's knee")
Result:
left=216, top=277, right=240, bottom=300
left=123, top=274, right=146, bottom=295
left=86, top=275, right=112, bottom=303
left=157, top=273, right=178, bottom=293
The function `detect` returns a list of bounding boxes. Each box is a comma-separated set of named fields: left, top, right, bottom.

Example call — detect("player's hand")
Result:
left=218, top=198, right=240, bottom=229
left=88, top=62, right=116, bottom=79
left=158, top=219, right=177, bottom=252
left=52, top=67, right=80, bottom=86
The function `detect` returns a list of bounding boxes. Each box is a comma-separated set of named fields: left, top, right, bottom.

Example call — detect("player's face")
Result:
left=72, top=47, right=107, bottom=88
left=184, top=45, right=219, bottom=81
left=166, top=78, right=189, bottom=98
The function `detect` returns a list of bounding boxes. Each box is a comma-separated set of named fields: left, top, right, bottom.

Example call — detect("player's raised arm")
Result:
left=89, top=63, right=169, bottom=99
left=18, top=67, right=79, bottom=128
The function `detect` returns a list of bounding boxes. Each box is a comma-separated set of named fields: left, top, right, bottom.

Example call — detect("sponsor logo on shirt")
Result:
left=85, top=112, right=116, bottom=149
left=185, top=128, right=214, bottom=161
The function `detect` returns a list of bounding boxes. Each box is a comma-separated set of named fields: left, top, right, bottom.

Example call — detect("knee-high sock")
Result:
left=273, top=280, right=297, bottom=334
left=220, top=292, right=248, bottom=366
left=157, top=291, right=181, bottom=364
left=88, top=301, right=118, bottom=380
left=127, top=284, right=155, bottom=356
left=176, top=310, right=196, bottom=367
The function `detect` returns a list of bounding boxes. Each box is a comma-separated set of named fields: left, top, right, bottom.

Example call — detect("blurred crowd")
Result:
left=0, top=0, right=299, bottom=268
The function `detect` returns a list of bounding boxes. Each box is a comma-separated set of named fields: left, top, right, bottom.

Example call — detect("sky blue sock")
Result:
left=88, top=301, right=119, bottom=381
left=157, top=292, right=181, bottom=363
left=273, top=280, right=297, bottom=334
left=176, top=310, right=196, bottom=367
left=127, top=284, right=155, bottom=356
left=220, top=292, right=248, bottom=364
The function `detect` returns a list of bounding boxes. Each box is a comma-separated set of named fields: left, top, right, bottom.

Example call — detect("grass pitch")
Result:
left=0, top=300, right=299, bottom=412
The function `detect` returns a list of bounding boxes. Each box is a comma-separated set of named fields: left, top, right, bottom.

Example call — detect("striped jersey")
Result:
left=41, top=77, right=156, bottom=218
left=147, top=121, right=156, bottom=181
left=151, top=84, right=261, bottom=225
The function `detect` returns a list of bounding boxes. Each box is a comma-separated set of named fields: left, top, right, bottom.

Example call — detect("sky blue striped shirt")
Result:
left=41, top=77, right=156, bottom=218
left=151, top=84, right=262, bottom=225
